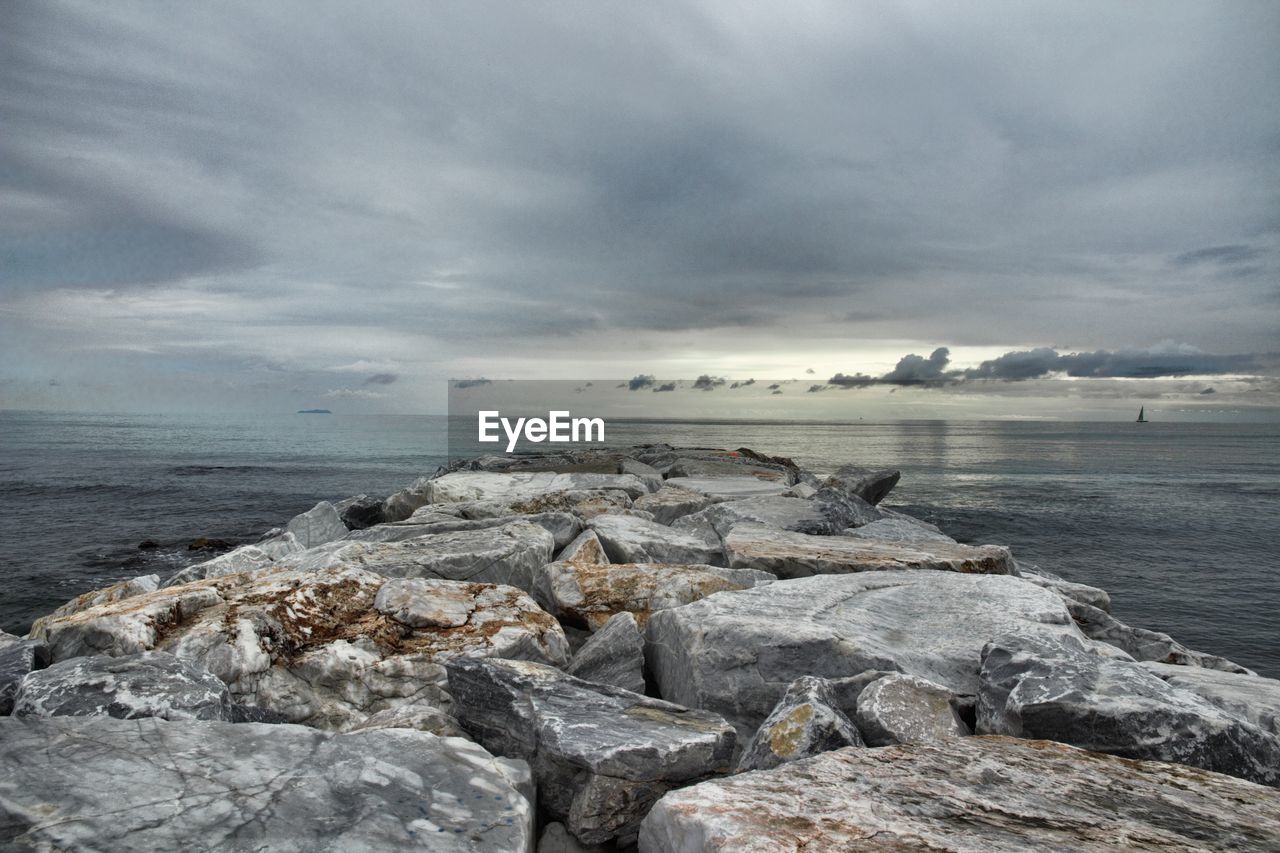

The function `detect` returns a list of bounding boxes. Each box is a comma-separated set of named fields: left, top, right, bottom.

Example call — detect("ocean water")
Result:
left=1, top=411, right=1276, bottom=677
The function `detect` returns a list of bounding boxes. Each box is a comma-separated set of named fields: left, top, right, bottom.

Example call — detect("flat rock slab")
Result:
left=660, top=477, right=791, bottom=500
left=681, top=494, right=870, bottom=539
left=567, top=612, right=646, bottom=693
left=645, top=571, right=1081, bottom=736
left=978, top=633, right=1280, bottom=787
left=13, top=651, right=234, bottom=722
left=534, top=559, right=774, bottom=631
left=632, top=486, right=717, bottom=525
left=426, top=471, right=652, bottom=503
left=638, top=736, right=1280, bottom=852
left=30, top=567, right=567, bottom=730
left=1143, top=662, right=1280, bottom=736
left=352, top=511, right=582, bottom=551
left=446, top=657, right=735, bottom=846
left=0, top=716, right=533, bottom=851
left=278, top=520, right=555, bottom=593
left=589, top=515, right=726, bottom=566
left=842, top=516, right=956, bottom=545
left=724, top=523, right=1014, bottom=578
left=821, top=464, right=900, bottom=506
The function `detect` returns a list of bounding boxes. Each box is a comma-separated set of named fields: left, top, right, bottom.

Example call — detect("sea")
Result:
left=2, top=410, right=1277, bottom=677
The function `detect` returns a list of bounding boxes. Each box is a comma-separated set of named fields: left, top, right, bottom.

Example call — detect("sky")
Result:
left=1, top=1, right=1278, bottom=419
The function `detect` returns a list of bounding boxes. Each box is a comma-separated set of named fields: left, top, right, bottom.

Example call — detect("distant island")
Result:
left=296, top=409, right=331, bottom=414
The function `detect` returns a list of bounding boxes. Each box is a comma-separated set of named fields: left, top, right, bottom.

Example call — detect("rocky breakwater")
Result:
left=2, top=443, right=1278, bottom=852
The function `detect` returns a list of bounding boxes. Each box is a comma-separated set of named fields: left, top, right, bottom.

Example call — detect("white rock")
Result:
left=589, top=515, right=725, bottom=566
left=853, top=673, right=970, bottom=745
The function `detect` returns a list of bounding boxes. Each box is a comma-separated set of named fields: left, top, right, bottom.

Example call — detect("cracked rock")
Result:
left=588, top=515, right=726, bottom=566
left=566, top=612, right=646, bottom=693
left=853, top=673, right=971, bottom=746
left=737, top=676, right=863, bottom=772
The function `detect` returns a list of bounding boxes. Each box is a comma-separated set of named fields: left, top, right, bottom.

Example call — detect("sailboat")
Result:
left=1136, top=406, right=1147, bottom=423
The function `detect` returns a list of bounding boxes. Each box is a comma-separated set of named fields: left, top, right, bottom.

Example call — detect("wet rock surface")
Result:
left=445, top=657, right=736, bottom=845
left=638, top=736, right=1280, bottom=852
left=0, top=715, right=535, bottom=851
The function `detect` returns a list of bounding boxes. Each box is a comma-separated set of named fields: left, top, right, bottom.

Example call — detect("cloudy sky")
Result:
left=2, top=1, right=1277, bottom=419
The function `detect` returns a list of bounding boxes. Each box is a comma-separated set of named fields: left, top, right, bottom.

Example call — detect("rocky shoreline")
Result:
left=2, top=444, right=1279, bottom=850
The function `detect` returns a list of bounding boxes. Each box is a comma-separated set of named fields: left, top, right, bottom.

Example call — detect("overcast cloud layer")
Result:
left=1, top=1, right=1277, bottom=416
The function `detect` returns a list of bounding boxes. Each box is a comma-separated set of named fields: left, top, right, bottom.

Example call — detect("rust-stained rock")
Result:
left=736, top=676, right=863, bottom=772
left=28, top=567, right=568, bottom=730
left=724, top=523, right=1014, bottom=578
left=638, top=737, right=1280, bottom=852
left=533, top=559, right=773, bottom=631
left=34, top=574, right=161, bottom=622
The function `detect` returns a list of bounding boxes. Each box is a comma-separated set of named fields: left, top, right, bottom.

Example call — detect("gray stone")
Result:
left=1067, top=599, right=1251, bottom=673
left=556, top=528, right=609, bottom=564
left=13, top=651, right=233, bottom=722
left=30, top=567, right=568, bottom=730
left=825, top=669, right=898, bottom=715
left=853, top=673, right=970, bottom=746
left=0, top=715, right=534, bottom=851
left=589, top=514, right=725, bottom=566
left=352, top=511, right=583, bottom=552
left=1018, top=567, right=1112, bottom=611
left=381, top=470, right=445, bottom=523
left=538, top=821, right=611, bottom=853
left=822, top=464, right=901, bottom=505
left=619, top=458, right=664, bottom=492
left=841, top=516, right=957, bottom=545
left=645, top=571, right=1082, bottom=737
left=637, top=736, right=1280, bottom=852
left=660, top=476, right=791, bottom=500
left=977, top=632, right=1280, bottom=787
left=426, top=471, right=652, bottom=504
left=278, top=520, right=556, bottom=593
left=0, top=635, right=50, bottom=715
left=336, top=494, right=386, bottom=529
left=724, top=523, right=1015, bottom=578
left=665, top=457, right=791, bottom=482
left=162, top=545, right=274, bottom=587
left=534, top=558, right=774, bottom=631
left=737, top=676, right=863, bottom=772
left=566, top=612, right=646, bottom=693
left=445, top=657, right=735, bottom=845
left=632, top=485, right=717, bottom=526
left=37, top=574, right=162, bottom=620
left=1142, top=662, right=1280, bottom=736
left=678, top=493, right=867, bottom=539
left=348, top=702, right=466, bottom=738
left=284, top=500, right=348, bottom=548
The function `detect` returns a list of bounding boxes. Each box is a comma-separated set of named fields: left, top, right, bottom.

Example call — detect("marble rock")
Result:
left=659, top=476, right=791, bottom=500
left=853, top=673, right=970, bottom=746
left=335, top=494, right=386, bottom=530
left=645, top=571, right=1081, bottom=736
left=1067, top=599, right=1251, bottom=673
left=678, top=493, right=874, bottom=539
left=977, top=632, right=1280, bottom=787
left=632, top=485, right=717, bottom=526
left=664, top=458, right=790, bottom=483
left=841, top=516, right=957, bottom=546
left=162, top=545, right=275, bottom=587
left=352, top=511, right=582, bottom=551
left=0, top=715, right=535, bottom=851
left=0, top=634, right=50, bottom=715
left=382, top=473, right=442, bottom=523
left=30, top=567, right=568, bottom=730
left=1141, top=662, right=1280, bottom=738
left=347, top=702, right=466, bottom=738
left=589, top=515, right=726, bottom=566
left=637, top=736, right=1280, bottom=852
left=556, top=528, right=609, bottom=564
left=538, top=821, right=612, bottom=853
left=723, top=523, right=1015, bottom=578
left=534, top=558, right=773, bottom=631
left=33, top=574, right=162, bottom=621
left=13, top=650, right=234, bottom=722
left=566, top=612, right=646, bottom=694
left=284, top=500, right=348, bottom=548
left=426, top=471, right=652, bottom=504
left=736, top=676, right=863, bottom=772
left=619, top=458, right=664, bottom=492
left=445, top=657, right=736, bottom=845
left=1017, top=566, right=1112, bottom=611
left=278, top=520, right=555, bottom=593
left=821, top=464, right=901, bottom=506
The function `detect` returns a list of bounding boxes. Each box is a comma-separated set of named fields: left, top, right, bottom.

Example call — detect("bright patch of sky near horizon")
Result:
left=1, top=1, right=1277, bottom=418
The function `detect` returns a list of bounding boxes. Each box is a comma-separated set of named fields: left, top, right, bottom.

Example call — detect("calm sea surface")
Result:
left=2, top=411, right=1276, bottom=677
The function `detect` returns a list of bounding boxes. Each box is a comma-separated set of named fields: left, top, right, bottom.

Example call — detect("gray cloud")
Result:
left=364, top=373, right=398, bottom=385
left=1174, top=245, right=1262, bottom=267
left=965, top=346, right=1256, bottom=380
left=692, top=375, right=726, bottom=391
left=653, top=382, right=676, bottom=392
left=628, top=375, right=655, bottom=391
left=883, top=347, right=952, bottom=385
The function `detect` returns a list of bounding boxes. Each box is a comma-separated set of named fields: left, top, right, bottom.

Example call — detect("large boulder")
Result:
left=841, top=516, right=956, bottom=546
left=534, top=559, right=774, bottom=631
left=350, top=511, right=582, bottom=551
left=645, top=571, right=1084, bottom=736
left=1066, top=599, right=1251, bottom=673
left=0, top=716, right=534, bottom=851
left=589, top=515, right=725, bottom=566
left=162, top=546, right=274, bottom=587
left=13, top=651, right=234, bottom=722
left=676, top=493, right=878, bottom=539
left=638, top=736, right=1280, bottom=852
left=29, top=567, right=568, bottom=730
left=277, top=520, right=555, bottom=593
left=1143, top=662, right=1280, bottom=736
left=736, top=676, right=863, bottom=772
left=632, top=485, right=717, bottom=526
left=382, top=473, right=440, bottom=523
left=35, top=575, right=161, bottom=620
left=659, top=476, right=791, bottom=500
left=445, top=657, right=735, bottom=846
left=425, top=471, right=652, bottom=504
left=821, top=464, right=900, bottom=505
left=977, top=632, right=1280, bottom=787
left=723, top=523, right=1015, bottom=578
left=664, top=457, right=791, bottom=483
left=335, top=494, right=386, bottom=530
left=0, top=633, right=50, bottom=715
left=1017, top=566, right=1112, bottom=611
left=283, top=500, right=348, bottom=548
left=853, top=673, right=970, bottom=746
left=566, top=612, right=646, bottom=694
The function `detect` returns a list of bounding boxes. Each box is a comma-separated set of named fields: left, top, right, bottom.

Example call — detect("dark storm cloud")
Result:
left=692, top=375, right=726, bottom=391
left=628, top=375, right=655, bottom=391
left=964, top=347, right=1256, bottom=380
left=653, top=382, right=676, bottom=392
left=364, top=373, right=398, bottom=385
left=1, top=0, right=1278, bottom=410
